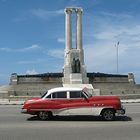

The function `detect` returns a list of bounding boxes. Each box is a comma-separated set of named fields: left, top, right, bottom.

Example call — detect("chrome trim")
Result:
left=116, top=106, right=125, bottom=115
left=21, top=109, right=27, bottom=114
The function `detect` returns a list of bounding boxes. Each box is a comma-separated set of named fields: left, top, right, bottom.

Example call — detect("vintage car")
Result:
left=21, top=87, right=125, bottom=121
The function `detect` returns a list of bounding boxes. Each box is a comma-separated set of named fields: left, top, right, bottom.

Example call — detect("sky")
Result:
left=0, top=0, right=140, bottom=85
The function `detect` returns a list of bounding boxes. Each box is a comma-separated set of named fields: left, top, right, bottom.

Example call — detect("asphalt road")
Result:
left=0, top=103, right=140, bottom=140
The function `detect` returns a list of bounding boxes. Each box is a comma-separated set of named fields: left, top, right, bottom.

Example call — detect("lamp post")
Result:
left=115, top=41, right=119, bottom=73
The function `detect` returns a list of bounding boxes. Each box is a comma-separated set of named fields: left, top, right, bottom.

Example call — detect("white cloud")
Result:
left=57, top=38, right=65, bottom=43
left=95, top=30, right=118, bottom=40
left=0, top=44, right=41, bottom=52
left=94, top=25, right=140, bottom=42
left=48, top=49, right=64, bottom=58
left=0, top=47, right=11, bottom=52
left=17, top=58, right=47, bottom=64
left=26, top=69, right=38, bottom=75
left=100, top=11, right=133, bottom=19
left=17, top=60, right=37, bottom=64
left=31, top=9, right=63, bottom=19
left=19, top=44, right=41, bottom=52
left=13, top=8, right=64, bottom=22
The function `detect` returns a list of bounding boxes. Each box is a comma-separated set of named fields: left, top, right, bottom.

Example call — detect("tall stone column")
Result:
left=76, top=8, right=84, bottom=65
left=76, top=8, right=83, bottom=51
left=65, top=8, right=72, bottom=51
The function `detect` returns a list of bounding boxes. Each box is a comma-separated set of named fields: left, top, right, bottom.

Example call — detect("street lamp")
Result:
left=115, top=41, right=119, bottom=73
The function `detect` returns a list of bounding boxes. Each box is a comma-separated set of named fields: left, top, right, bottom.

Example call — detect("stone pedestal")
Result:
left=63, top=47, right=89, bottom=84
left=70, top=74, right=82, bottom=84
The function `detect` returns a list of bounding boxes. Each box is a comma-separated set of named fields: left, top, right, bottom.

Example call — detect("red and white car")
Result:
left=21, top=87, right=125, bottom=121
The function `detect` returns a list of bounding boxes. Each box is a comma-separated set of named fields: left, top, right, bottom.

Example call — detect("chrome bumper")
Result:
left=21, top=108, right=27, bottom=114
left=116, top=106, right=126, bottom=115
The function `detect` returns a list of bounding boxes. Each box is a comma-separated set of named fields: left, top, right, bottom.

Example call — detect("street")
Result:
left=0, top=103, right=140, bottom=140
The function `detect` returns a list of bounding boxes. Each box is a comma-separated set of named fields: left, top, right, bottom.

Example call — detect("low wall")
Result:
left=1, top=72, right=138, bottom=98
left=0, top=92, right=9, bottom=98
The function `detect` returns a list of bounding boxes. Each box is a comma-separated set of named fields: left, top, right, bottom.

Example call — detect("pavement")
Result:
left=0, top=103, right=140, bottom=140
left=0, top=98, right=140, bottom=105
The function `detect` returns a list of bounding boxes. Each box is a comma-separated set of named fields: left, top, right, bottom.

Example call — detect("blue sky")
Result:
left=0, top=0, right=140, bottom=85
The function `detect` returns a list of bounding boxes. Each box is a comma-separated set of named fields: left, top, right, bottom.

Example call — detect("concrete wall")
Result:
left=6, top=72, right=140, bottom=98
left=0, top=85, right=11, bottom=98
left=9, top=73, right=63, bottom=96
left=9, top=83, right=62, bottom=97
left=93, top=83, right=139, bottom=95
left=18, top=77, right=62, bottom=84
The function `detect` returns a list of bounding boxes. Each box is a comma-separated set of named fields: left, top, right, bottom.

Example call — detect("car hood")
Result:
left=24, top=97, right=42, bottom=104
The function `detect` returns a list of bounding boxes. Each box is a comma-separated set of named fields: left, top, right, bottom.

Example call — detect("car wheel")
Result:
left=38, top=111, right=50, bottom=120
left=102, top=109, right=115, bottom=121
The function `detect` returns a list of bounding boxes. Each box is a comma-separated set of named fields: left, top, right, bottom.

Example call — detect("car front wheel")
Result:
left=38, top=111, right=51, bottom=120
left=102, top=109, right=115, bottom=121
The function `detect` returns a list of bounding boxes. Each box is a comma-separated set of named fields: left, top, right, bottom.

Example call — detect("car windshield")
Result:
left=41, top=91, right=48, bottom=98
left=82, top=89, right=92, bottom=98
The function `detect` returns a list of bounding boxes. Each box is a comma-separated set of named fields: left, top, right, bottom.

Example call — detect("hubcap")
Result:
left=103, top=110, right=114, bottom=120
left=39, top=112, right=48, bottom=120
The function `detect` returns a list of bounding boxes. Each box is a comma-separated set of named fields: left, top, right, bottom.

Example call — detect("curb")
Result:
left=121, top=99, right=140, bottom=103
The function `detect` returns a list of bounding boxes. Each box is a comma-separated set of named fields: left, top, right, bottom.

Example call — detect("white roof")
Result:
left=43, top=87, right=89, bottom=99
left=48, top=87, right=82, bottom=93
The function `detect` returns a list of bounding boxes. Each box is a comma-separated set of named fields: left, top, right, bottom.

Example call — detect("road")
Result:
left=0, top=103, right=140, bottom=140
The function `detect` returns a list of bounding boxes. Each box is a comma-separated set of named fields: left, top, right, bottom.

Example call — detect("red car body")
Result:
left=21, top=87, right=125, bottom=121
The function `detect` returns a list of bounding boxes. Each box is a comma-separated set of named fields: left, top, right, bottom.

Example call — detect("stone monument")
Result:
left=63, top=7, right=94, bottom=92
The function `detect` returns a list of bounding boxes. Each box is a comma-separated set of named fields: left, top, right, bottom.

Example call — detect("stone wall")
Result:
left=7, top=72, right=140, bottom=97
left=0, top=85, right=11, bottom=98
left=10, top=73, right=63, bottom=84
left=9, top=73, right=63, bottom=96
left=9, top=83, right=62, bottom=97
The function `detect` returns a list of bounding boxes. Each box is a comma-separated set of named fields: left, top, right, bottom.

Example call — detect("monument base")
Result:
left=63, top=73, right=89, bottom=84
left=70, top=73, right=82, bottom=84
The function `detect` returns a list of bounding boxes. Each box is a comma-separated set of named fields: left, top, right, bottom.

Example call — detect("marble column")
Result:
left=65, top=8, right=72, bottom=51
left=76, top=8, right=83, bottom=51
left=76, top=8, right=84, bottom=65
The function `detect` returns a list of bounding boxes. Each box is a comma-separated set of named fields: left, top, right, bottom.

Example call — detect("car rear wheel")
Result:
left=102, top=109, right=115, bottom=121
left=38, top=111, right=51, bottom=120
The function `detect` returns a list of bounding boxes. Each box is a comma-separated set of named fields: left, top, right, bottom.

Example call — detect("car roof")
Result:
left=48, top=87, right=82, bottom=93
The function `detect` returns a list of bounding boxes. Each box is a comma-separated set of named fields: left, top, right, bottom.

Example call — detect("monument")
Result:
left=63, top=7, right=94, bottom=92
left=63, top=7, right=93, bottom=92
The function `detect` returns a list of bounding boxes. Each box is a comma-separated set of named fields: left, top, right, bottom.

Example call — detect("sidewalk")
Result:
left=0, top=99, right=24, bottom=105
left=0, top=98, right=140, bottom=105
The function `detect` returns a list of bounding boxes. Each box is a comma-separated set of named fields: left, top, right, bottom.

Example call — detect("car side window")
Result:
left=52, top=91, right=67, bottom=99
left=70, top=91, right=85, bottom=98
left=46, top=94, right=51, bottom=98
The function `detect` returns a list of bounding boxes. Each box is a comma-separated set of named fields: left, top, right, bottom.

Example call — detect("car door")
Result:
left=44, top=91, right=69, bottom=115
left=67, top=91, right=92, bottom=115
